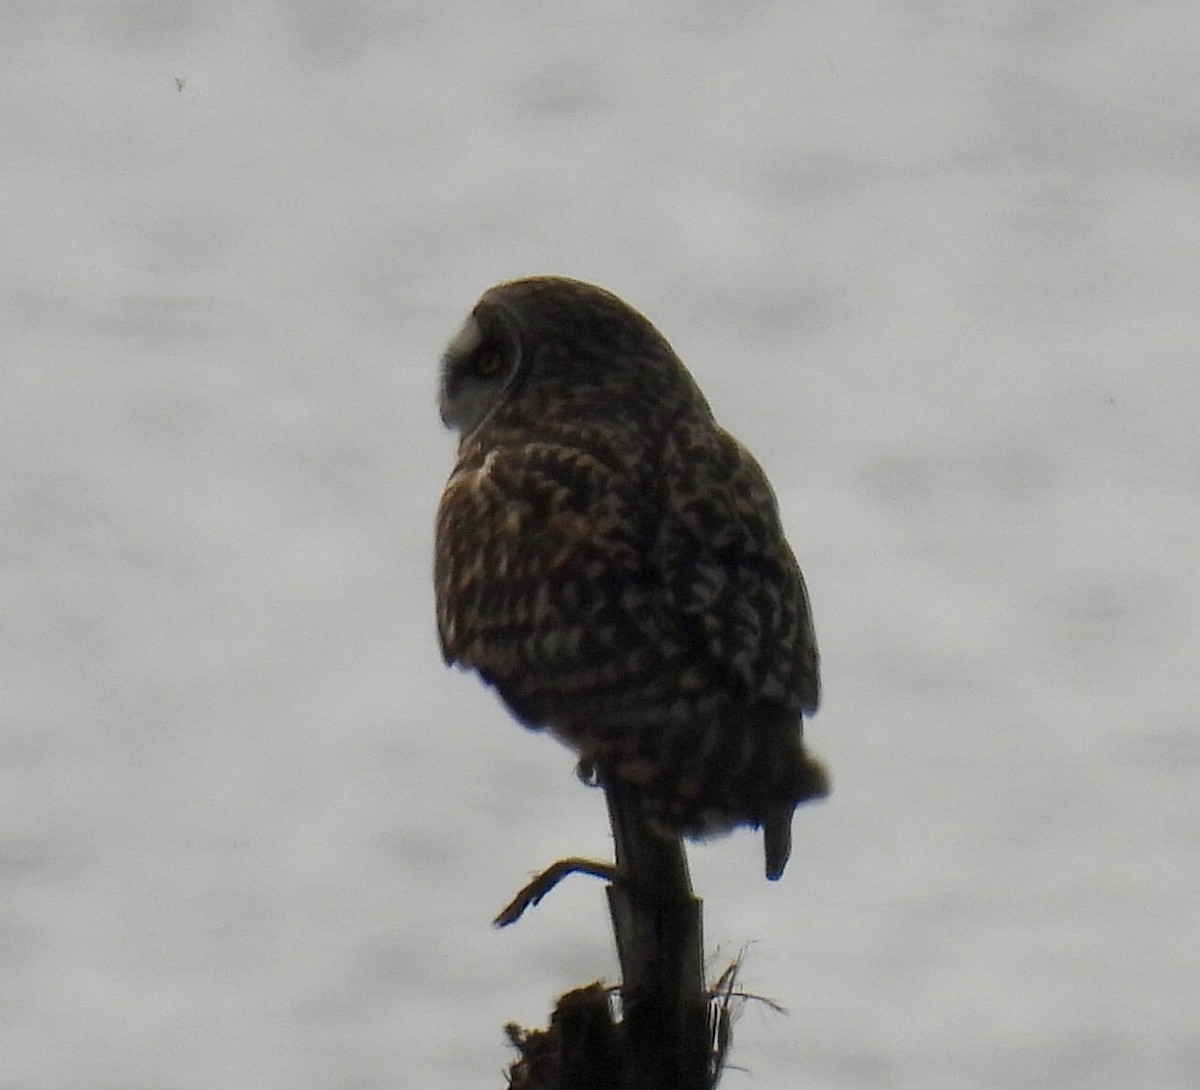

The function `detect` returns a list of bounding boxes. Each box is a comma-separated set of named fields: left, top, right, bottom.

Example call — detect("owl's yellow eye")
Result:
left=476, top=351, right=505, bottom=378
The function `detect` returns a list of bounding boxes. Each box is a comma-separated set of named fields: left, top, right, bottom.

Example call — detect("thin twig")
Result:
left=495, top=857, right=618, bottom=927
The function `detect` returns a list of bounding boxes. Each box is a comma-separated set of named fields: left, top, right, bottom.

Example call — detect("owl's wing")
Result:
left=435, top=440, right=665, bottom=718
left=654, top=426, right=820, bottom=716
left=436, top=427, right=818, bottom=730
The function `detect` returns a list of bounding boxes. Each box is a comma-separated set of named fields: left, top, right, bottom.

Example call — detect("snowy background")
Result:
left=4, top=2, right=1198, bottom=1087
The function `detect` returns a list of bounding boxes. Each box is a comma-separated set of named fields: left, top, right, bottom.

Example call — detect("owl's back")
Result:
left=435, top=277, right=827, bottom=878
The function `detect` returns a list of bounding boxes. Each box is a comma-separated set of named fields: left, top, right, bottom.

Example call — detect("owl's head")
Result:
left=439, top=277, right=709, bottom=440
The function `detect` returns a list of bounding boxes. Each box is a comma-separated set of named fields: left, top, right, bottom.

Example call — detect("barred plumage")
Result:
left=435, top=277, right=827, bottom=878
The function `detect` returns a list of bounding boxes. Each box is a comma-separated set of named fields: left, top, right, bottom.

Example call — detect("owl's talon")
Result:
left=493, top=856, right=618, bottom=928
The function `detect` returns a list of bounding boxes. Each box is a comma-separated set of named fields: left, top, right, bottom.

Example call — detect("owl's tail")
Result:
left=610, top=712, right=830, bottom=880
left=762, top=748, right=830, bottom=880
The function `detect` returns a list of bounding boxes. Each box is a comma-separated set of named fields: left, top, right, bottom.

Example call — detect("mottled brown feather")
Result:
left=435, top=277, right=827, bottom=879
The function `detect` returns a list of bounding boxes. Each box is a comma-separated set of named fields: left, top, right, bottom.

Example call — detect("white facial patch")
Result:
left=446, top=313, right=482, bottom=360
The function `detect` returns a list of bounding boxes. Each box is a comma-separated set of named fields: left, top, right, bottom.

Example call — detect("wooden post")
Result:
left=500, top=773, right=718, bottom=1089
left=603, top=774, right=711, bottom=1090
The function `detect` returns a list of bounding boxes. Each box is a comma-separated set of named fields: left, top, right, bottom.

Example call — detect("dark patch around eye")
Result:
left=475, top=349, right=506, bottom=377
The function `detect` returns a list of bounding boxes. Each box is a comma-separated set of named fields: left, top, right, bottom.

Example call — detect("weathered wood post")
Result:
left=500, top=770, right=718, bottom=1089
left=603, top=774, right=710, bottom=1090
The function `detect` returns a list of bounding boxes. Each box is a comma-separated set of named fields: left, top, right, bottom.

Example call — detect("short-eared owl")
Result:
left=435, top=277, right=827, bottom=879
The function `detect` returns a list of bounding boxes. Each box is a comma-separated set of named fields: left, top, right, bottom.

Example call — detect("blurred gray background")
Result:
left=3, top=2, right=1197, bottom=1087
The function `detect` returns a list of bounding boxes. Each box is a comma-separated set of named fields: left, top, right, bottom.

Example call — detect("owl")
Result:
left=435, top=277, right=828, bottom=879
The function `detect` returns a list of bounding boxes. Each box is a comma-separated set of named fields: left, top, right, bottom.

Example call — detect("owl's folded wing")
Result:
left=435, top=441, right=668, bottom=710
left=653, top=428, right=820, bottom=717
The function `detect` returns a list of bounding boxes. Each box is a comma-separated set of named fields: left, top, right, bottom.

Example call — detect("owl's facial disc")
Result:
left=439, top=309, right=518, bottom=436
left=446, top=312, right=482, bottom=360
